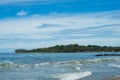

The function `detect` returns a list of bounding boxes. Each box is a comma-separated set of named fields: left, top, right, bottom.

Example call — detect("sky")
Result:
left=0, top=0, right=120, bottom=53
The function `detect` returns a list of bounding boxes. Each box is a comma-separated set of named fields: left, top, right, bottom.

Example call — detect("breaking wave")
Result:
left=0, top=58, right=120, bottom=68
left=0, top=61, right=14, bottom=68
left=52, top=58, right=120, bottom=66
left=0, top=61, right=52, bottom=68
left=51, top=71, right=92, bottom=80
left=0, top=61, right=29, bottom=68
left=109, top=64, right=120, bottom=68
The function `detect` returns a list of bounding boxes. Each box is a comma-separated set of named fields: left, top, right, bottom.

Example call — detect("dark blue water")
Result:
left=0, top=52, right=120, bottom=80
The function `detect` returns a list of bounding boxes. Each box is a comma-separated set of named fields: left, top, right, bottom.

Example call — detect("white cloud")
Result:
left=17, top=10, right=28, bottom=16
left=0, top=0, right=37, bottom=4
left=0, top=10, right=120, bottom=49
left=0, top=0, right=69, bottom=5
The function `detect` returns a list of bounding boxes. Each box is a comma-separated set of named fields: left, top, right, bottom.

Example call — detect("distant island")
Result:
left=15, top=44, right=120, bottom=53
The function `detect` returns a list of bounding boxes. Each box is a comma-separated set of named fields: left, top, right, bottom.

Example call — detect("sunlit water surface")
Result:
left=0, top=52, right=120, bottom=80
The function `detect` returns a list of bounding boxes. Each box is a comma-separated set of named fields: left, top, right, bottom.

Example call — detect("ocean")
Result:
left=0, top=52, right=120, bottom=80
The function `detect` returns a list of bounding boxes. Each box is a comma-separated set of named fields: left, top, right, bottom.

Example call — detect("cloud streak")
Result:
left=0, top=10, right=120, bottom=50
left=0, top=0, right=37, bottom=4
left=0, top=0, right=74, bottom=5
left=38, top=23, right=63, bottom=28
left=16, top=10, right=28, bottom=16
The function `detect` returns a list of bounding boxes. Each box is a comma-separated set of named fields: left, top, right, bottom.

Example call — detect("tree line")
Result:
left=15, top=44, right=120, bottom=53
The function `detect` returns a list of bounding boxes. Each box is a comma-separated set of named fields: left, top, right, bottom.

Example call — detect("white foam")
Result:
left=52, top=71, right=92, bottom=80
left=75, top=67, right=80, bottom=71
left=82, top=58, right=120, bottom=63
left=0, top=61, right=14, bottom=68
left=34, top=62, right=50, bottom=67
left=17, top=64, right=28, bottom=68
left=109, top=64, right=120, bottom=68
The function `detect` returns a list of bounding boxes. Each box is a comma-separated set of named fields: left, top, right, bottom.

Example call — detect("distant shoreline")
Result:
left=15, top=44, right=120, bottom=53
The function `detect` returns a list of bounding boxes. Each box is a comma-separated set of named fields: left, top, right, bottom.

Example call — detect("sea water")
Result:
left=0, top=52, right=120, bottom=80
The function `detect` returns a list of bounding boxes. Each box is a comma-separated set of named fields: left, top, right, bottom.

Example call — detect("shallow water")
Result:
left=0, top=52, right=120, bottom=80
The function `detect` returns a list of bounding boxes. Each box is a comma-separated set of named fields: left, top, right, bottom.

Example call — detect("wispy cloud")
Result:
left=16, top=10, right=28, bottom=16
left=0, top=0, right=37, bottom=4
left=0, top=0, right=74, bottom=5
left=0, top=10, right=120, bottom=49
left=38, top=23, right=63, bottom=28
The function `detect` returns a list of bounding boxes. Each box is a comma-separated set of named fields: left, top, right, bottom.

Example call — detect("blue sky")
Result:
left=0, top=0, right=120, bottom=53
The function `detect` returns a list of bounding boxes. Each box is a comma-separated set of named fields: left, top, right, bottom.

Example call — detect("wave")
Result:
left=53, top=58, right=120, bottom=66
left=0, top=61, right=14, bottom=68
left=0, top=58, right=120, bottom=68
left=75, top=67, right=81, bottom=71
left=34, top=62, right=50, bottom=67
left=81, top=58, right=120, bottom=63
left=51, top=71, right=92, bottom=80
left=0, top=61, right=52, bottom=68
left=109, top=64, right=120, bottom=68
left=0, top=61, right=28, bottom=68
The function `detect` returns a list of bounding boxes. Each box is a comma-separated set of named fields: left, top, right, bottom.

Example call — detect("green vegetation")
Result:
left=15, top=44, right=120, bottom=53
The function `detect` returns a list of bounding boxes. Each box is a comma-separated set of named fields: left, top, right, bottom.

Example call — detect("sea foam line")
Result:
left=109, top=64, right=120, bottom=68
left=52, top=71, right=92, bottom=80
left=1, top=58, right=120, bottom=68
